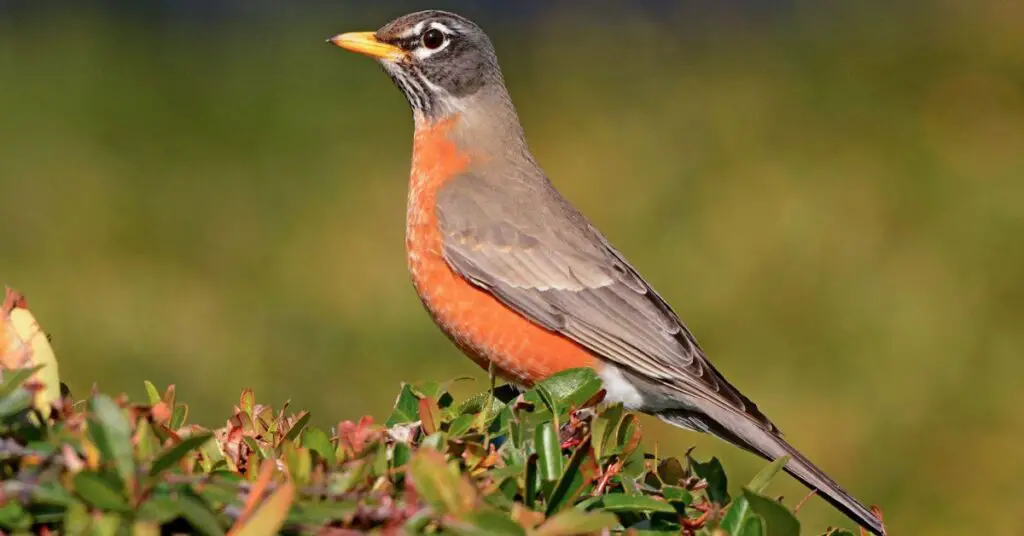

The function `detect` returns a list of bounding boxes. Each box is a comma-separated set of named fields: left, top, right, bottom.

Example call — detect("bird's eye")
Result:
left=421, top=28, right=446, bottom=50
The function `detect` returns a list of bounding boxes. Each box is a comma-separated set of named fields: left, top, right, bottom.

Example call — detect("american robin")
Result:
left=329, top=10, right=885, bottom=536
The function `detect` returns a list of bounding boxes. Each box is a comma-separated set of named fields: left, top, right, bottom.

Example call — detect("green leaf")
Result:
left=0, top=365, right=44, bottom=398
left=545, top=437, right=595, bottom=516
left=327, top=459, right=368, bottom=494
left=739, top=515, right=765, bottom=536
left=0, top=502, right=32, bottom=531
left=0, top=387, right=31, bottom=419
left=719, top=461, right=792, bottom=536
left=135, top=418, right=157, bottom=461
left=534, top=422, right=563, bottom=483
left=91, top=512, right=123, bottom=536
left=282, top=444, right=313, bottom=485
left=661, top=485, right=693, bottom=505
left=720, top=493, right=752, bottom=535
left=525, top=454, right=538, bottom=509
left=689, top=455, right=730, bottom=505
left=73, top=471, right=130, bottom=512
left=743, top=489, right=800, bottom=536
left=573, top=495, right=603, bottom=511
left=404, top=508, right=434, bottom=533
left=509, top=413, right=525, bottom=448
left=239, top=388, right=255, bottom=417
left=412, top=379, right=461, bottom=408
left=495, top=478, right=519, bottom=504
left=243, top=436, right=272, bottom=464
left=454, top=390, right=506, bottom=420
left=447, top=414, right=476, bottom=437
left=620, top=528, right=682, bottom=536
left=301, top=426, right=336, bottom=466
left=177, top=493, right=227, bottom=536
left=64, top=501, right=91, bottom=533
left=747, top=456, right=789, bottom=494
left=170, top=403, right=188, bottom=429
left=232, top=481, right=294, bottom=536
left=657, top=457, right=687, bottom=486
left=615, top=414, right=642, bottom=456
left=88, top=394, right=135, bottom=493
left=392, top=442, right=412, bottom=471
left=282, top=411, right=311, bottom=442
left=452, top=511, right=526, bottom=536
left=198, top=481, right=241, bottom=508
left=386, top=383, right=420, bottom=426
left=535, top=509, right=618, bottom=536
left=149, top=433, right=213, bottom=477
left=487, top=405, right=513, bottom=437
left=29, top=504, right=68, bottom=525
left=289, top=501, right=358, bottom=525
left=487, top=453, right=526, bottom=479
left=533, top=367, right=602, bottom=409
left=420, top=431, right=447, bottom=451
left=532, top=383, right=559, bottom=417
left=32, top=481, right=75, bottom=506
left=592, top=402, right=624, bottom=459
left=591, top=493, right=676, bottom=513
left=412, top=380, right=444, bottom=398
left=408, top=450, right=473, bottom=516
left=369, top=441, right=389, bottom=477
left=143, top=381, right=162, bottom=405
left=138, top=497, right=181, bottom=524
left=198, top=432, right=227, bottom=473
left=619, top=449, right=645, bottom=492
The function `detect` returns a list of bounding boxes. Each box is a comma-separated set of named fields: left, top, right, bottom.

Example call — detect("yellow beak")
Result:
left=327, top=32, right=407, bottom=61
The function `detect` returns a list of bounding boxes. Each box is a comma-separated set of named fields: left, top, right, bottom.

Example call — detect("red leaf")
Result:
left=418, top=397, right=440, bottom=435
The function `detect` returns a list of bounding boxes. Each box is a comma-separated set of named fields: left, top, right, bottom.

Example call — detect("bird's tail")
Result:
left=658, top=409, right=885, bottom=536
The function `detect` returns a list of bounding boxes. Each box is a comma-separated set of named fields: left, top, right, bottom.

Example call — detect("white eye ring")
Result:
left=421, top=28, right=446, bottom=50
left=412, top=25, right=452, bottom=59
left=408, top=22, right=454, bottom=60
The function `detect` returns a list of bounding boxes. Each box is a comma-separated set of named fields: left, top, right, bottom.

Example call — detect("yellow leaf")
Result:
left=228, top=480, right=295, bottom=536
left=232, top=459, right=277, bottom=530
left=132, top=521, right=161, bottom=536
left=82, top=440, right=101, bottom=470
left=1, top=288, right=61, bottom=417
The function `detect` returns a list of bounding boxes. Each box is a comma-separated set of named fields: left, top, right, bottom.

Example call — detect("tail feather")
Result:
left=658, top=408, right=885, bottom=536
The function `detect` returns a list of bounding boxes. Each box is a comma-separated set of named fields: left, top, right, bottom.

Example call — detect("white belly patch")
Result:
left=598, top=365, right=646, bottom=410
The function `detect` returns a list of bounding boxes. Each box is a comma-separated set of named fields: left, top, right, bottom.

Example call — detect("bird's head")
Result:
left=329, top=10, right=508, bottom=123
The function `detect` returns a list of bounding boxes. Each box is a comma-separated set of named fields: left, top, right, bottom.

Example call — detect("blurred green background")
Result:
left=2, top=1, right=1022, bottom=534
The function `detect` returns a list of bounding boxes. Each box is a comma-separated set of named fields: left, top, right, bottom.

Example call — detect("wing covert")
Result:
left=435, top=172, right=778, bottom=432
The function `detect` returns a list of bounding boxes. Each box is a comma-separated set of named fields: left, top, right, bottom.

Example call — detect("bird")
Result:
left=328, top=10, right=885, bottom=535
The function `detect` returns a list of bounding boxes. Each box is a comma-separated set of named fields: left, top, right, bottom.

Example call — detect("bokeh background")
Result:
left=2, top=0, right=1022, bottom=533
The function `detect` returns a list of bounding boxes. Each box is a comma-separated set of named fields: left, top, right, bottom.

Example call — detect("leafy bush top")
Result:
left=0, top=367, right=863, bottom=535
left=0, top=289, right=861, bottom=535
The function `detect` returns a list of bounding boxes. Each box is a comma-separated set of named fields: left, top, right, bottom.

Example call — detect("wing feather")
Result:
left=435, top=172, right=777, bottom=433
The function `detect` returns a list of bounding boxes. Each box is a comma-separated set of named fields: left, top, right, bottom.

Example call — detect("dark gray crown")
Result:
left=374, top=11, right=503, bottom=116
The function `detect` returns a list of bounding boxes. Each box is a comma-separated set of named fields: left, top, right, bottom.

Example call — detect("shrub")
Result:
left=0, top=290, right=856, bottom=535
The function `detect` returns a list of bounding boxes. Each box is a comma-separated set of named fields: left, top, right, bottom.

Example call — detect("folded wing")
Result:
left=435, top=172, right=778, bottom=433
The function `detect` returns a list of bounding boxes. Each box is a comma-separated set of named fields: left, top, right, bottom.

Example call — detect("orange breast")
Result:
left=405, top=115, right=598, bottom=384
